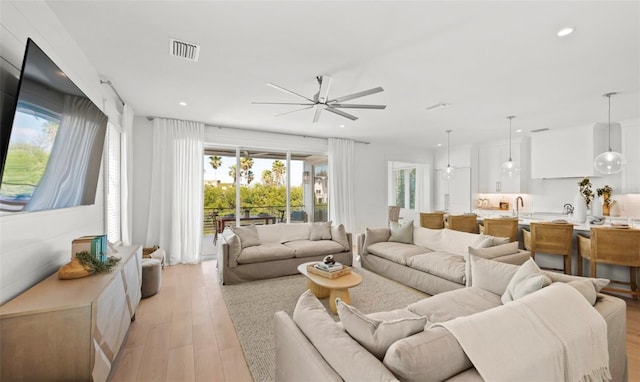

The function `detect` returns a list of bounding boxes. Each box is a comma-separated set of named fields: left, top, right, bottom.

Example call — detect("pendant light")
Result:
left=501, top=115, right=520, bottom=177
left=594, top=92, right=626, bottom=175
left=442, top=130, right=454, bottom=180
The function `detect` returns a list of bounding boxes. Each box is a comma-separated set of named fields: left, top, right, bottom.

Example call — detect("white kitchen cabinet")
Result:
left=531, top=124, right=619, bottom=179
left=477, top=138, right=528, bottom=193
left=434, top=167, right=471, bottom=213
left=0, top=245, right=142, bottom=382
left=622, top=123, right=640, bottom=194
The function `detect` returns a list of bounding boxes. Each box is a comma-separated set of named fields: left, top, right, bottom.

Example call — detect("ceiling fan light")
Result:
left=594, top=150, right=626, bottom=174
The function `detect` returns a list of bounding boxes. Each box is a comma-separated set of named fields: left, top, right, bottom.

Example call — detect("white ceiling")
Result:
left=46, top=1, right=640, bottom=149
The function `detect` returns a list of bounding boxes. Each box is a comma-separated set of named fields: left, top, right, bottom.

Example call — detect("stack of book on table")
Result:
left=307, top=262, right=351, bottom=279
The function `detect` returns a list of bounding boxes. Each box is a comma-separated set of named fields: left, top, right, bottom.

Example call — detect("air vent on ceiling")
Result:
left=531, top=128, right=550, bottom=133
left=169, top=38, right=200, bottom=62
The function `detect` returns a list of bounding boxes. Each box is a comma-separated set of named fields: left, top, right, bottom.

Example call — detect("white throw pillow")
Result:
left=468, top=242, right=519, bottom=259
left=310, top=221, right=332, bottom=240
left=465, top=253, right=519, bottom=294
left=230, top=225, right=261, bottom=248
left=565, top=280, right=598, bottom=306
left=389, top=220, right=414, bottom=244
left=337, top=298, right=426, bottom=360
left=331, top=224, right=350, bottom=250
left=501, top=258, right=551, bottom=304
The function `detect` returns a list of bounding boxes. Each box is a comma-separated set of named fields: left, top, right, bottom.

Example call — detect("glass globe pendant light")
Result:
left=442, top=130, right=454, bottom=180
left=501, top=115, right=520, bottom=177
left=594, top=92, right=626, bottom=175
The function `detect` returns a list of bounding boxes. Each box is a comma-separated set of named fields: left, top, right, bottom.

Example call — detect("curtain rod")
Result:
left=145, top=117, right=370, bottom=144
left=100, top=80, right=125, bottom=106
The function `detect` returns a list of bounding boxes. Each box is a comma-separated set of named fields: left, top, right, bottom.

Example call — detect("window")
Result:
left=392, top=167, right=416, bottom=210
left=106, top=123, right=122, bottom=244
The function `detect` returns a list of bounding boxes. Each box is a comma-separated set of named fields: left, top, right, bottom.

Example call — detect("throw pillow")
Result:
left=501, top=258, right=551, bottom=304
left=389, top=220, right=414, bottom=244
left=363, top=227, right=391, bottom=249
left=310, top=221, right=332, bottom=241
left=336, top=299, right=426, bottom=360
left=230, top=225, right=261, bottom=248
left=331, top=224, right=350, bottom=250
left=465, top=253, right=519, bottom=294
left=468, top=242, right=519, bottom=259
left=470, top=234, right=494, bottom=249
left=542, top=271, right=610, bottom=293
left=565, top=280, right=598, bottom=306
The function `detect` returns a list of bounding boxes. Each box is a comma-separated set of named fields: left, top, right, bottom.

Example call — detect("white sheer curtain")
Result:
left=145, top=118, right=204, bottom=265
left=120, top=104, right=134, bottom=245
left=25, top=96, right=107, bottom=211
left=328, top=137, right=355, bottom=232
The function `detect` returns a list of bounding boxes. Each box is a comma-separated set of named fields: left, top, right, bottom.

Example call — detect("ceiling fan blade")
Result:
left=275, top=105, right=314, bottom=117
left=253, top=102, right=314, bottom=105
left=312, top=108, right=323, bottom=123
left=325, top=107, right=358, bottom=121
left=328, top=86, right=384, bottom=103
left=314, top=75, right=333, bottom=103
left=329, top=103, right=387, bottom=109
left=266, top=82, right=314, bottom=102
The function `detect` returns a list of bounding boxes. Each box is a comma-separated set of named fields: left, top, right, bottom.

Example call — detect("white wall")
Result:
left=0, top=2, right=120, bottom=304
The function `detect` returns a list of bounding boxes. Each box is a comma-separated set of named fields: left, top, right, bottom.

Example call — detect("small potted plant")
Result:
left=578, top=177, right=593, bottom=208
left=596, top=185, right=613, bottom=216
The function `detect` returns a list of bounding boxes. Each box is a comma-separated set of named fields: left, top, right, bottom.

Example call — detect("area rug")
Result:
left=220, top=267, right=429, bottom=382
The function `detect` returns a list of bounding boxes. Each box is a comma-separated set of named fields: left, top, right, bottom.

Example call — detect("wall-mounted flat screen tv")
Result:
left=0, top=38, right=107, bottom=213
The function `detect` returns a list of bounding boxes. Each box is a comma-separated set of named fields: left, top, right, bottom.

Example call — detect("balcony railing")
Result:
left=203, top=205, right=307, bottom=234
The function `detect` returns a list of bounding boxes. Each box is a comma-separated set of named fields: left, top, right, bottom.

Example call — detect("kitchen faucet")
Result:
left=516, top=196, right=524, bottom=217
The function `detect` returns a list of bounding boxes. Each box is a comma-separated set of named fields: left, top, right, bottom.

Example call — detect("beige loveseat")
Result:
left=275, top=256, right=628, bottom=382
left=357, top=223, right=530, bottom=295
left=217, top=222, right=352, bottom=284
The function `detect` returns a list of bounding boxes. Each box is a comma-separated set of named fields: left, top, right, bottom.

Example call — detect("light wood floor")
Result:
left=110, top=260, right=640, bottom=382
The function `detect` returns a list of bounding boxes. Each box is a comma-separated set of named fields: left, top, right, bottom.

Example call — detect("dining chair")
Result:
left=483, top=218, right=519, bottom=243
left=576, top=233, right=591, bottom=277
left=590, top=227, right=640, bottom=299
left=420, top=212, right=445, bottom=229
left=388, top=205, right=401, bottom=224
left=447, top=214, right=479, bottom=234
left=530, top=222, right=574, bottom=274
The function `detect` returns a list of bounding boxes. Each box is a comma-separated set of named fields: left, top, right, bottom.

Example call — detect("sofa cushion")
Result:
left=236, top=243, right=295, bottom=264
left=337, top=299, right=426, bottom=360
left=389, top=220, right=413, bottom=244
left=426, top=229, right=487, bottom=256
left=367, top=242, right=430, bottom=265
left=310, top=221, right=332, bottom=241
left=412, top=226, right=444, bottom=248
left=256, top=223, right=310, bottom=244
left=231, top=225, right=261, bottom=248
left=501, top=258, right=551, bottom=303
left=364, top=227, right=391, bottom=250
left=384, top=326, right=473, bottom=382
left=407, top=287, right=501, bottom=324
left=292, top=291, right=399, bottom=381
left=284, top=240, right=347, bottom=258
left=468, top=241, right=520, bottom=259
left=331, top=224, right=350, bottom=250
left=405, top=252, right=466, bottom=284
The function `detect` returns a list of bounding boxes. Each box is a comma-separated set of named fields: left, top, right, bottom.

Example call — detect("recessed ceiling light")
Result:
left=516, top=129, right=523, bottom=133
left=339, top=124, right=345, bottom=128
left=179, top=101, right=187, bottom=106
left=437, top=143, right=442, bottom=147
left=557, top=27, right=574, bottom=37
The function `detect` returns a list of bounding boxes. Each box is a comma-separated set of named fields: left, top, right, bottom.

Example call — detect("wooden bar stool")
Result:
left=419, top=212, right=445, bottom=229
left=483, top=218, right=519, bottom=243
left=521, top=228, right=531, bottom=250
left=590, top=227, right=640, bottom=299
left=576, top=233, right=591, bottom=277
left=530, top=222, right=574, bottom=274
left=447, top=214, right=479, bottom=234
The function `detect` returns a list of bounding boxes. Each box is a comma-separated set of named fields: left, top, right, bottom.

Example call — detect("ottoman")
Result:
left=141, top=258, right=162, bottom=298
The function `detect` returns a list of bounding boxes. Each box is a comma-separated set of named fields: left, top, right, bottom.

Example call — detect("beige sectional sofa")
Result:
left=217, top=222, right=352, bottom=284
left=275, top=256, right=628, bottom=381
left=357, top=223, right=530, bottom=295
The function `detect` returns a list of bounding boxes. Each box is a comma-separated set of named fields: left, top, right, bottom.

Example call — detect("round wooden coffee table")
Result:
left=297, top=262, right=363, bottom=313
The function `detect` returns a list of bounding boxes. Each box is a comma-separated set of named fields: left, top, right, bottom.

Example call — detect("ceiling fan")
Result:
left=253, top=75, right=386, bottom=123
